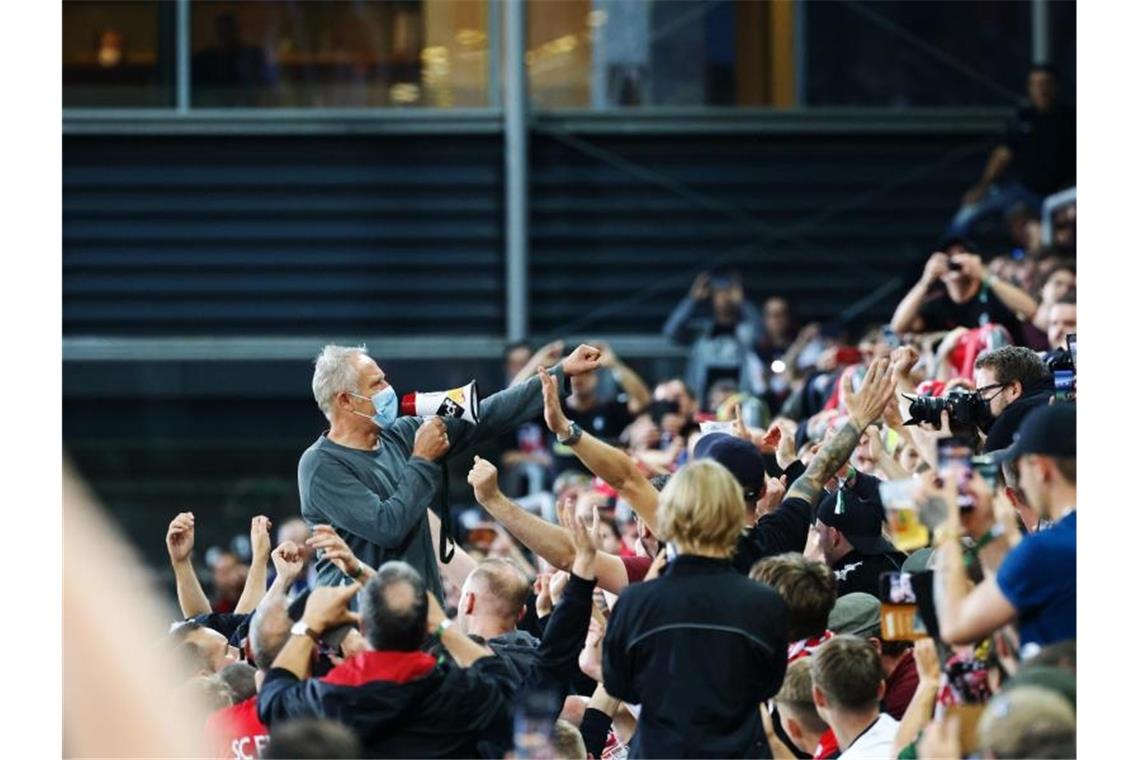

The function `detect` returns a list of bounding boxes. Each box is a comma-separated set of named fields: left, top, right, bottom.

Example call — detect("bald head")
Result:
left=457, top=559, right=530, bottom=638
left=360, top=561, right=428, bottom=652
left=250, top=593, right=293, bottom=673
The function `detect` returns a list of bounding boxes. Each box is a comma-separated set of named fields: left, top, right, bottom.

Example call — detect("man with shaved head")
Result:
left=456, top=558, right=539, bottom=680
left=206, top=592, right=293, bottom=759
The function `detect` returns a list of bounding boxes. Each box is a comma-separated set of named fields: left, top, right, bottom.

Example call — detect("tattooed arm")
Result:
left=735, top=358, right=900, bottom=567
left=785, top=358, right=899, bottom=506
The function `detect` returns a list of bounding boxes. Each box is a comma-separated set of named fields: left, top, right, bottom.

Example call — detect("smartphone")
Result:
left=648, top=399, right=680, bottom=425
left=938, top=438, right=975, bottom=509
left=1066, top=333, right=1076, bottom=371
left=878, top=571, right=929, bottom=641
left=1053, top=369, right=1075, bottom=402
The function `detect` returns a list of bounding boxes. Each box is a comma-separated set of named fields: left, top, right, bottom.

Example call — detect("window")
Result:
left=63, top=1, right=176, bottom=108
left=527, top=0, right=798, bottom=109
left=190, top=0, right=490, bottom=108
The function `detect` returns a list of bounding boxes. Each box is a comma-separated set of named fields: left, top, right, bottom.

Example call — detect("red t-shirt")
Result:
left=205, top=696, right=269, bottom=760
left=620, top=555, right=654, bottom=584
left=883, top=649, right=919, bottom=721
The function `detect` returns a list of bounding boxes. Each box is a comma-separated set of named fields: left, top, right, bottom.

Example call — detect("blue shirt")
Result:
left=996, top=512, right=1076, bottom=651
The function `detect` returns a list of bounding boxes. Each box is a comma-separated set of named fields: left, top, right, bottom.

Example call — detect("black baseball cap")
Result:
left=991, top=402, right=1076, bottom=463
left=693, top=432, right=766, bottom=495
left=937, top=235, right=979, bottom=253
left=816, top=479, right=896, bottom=556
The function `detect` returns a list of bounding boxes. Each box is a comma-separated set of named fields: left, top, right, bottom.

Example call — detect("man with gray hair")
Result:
left=299, top=342, right=601, bottom=599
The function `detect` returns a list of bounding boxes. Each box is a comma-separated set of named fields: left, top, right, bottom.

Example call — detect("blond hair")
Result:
left=656, top=459, right=746, bottom=556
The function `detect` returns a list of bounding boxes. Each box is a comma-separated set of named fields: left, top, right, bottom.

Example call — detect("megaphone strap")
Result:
left=438, top=461, right=456, bottom=564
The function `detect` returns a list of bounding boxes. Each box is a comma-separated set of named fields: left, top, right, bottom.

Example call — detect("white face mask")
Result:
left=350, top=386, right=398, bottom=428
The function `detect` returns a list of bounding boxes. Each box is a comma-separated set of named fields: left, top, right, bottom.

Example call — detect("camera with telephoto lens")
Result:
left=903, top=389, right=989, bottom=436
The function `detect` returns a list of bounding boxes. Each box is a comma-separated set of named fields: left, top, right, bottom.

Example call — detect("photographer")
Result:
left=972, top=346, right=1053, bottom=453
left=889, top=242, right=1036, bottom=342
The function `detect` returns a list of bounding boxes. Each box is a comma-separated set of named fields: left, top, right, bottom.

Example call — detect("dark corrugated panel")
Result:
left=528, top=132, right=991, bottom=336
left=63, top=136, right=504, bottom=335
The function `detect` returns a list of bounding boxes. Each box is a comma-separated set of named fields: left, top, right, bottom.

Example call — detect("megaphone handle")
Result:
left=438, top=461, right=456, bottom=564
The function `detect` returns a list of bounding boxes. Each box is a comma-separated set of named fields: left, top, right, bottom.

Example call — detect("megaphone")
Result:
left=400, top=380, right=480, bottom=424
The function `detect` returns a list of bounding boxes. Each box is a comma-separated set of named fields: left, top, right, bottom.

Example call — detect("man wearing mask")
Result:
left=298, top=343, right=601, bottom=599
left=663, top=269, right=765, bottom=409
left=972, top=346, right=1053, bottom=454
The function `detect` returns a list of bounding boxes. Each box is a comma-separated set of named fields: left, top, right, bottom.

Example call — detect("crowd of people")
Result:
left=161, top=68, right=1076, bottom=760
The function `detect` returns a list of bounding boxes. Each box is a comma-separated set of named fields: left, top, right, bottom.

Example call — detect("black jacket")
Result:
left=257, top=574, right=597, bottom=758
left=258, top=650, right=515, bottom=758
left=832, top=549, right=906, bottom=597
left=732, top=494, right=815, bottom=575
left=983, top=383, right=1052, bottom=454
left=603, top=555, right=789, bottom=758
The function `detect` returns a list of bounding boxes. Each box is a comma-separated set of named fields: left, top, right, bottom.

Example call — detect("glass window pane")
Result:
left=804, top=1, right=1031, bottom=107
left=191, top=0, right=489, bottom=108
left=63, top=1, right=176, bottom=108
left=527, top=0, right=800, bottom=109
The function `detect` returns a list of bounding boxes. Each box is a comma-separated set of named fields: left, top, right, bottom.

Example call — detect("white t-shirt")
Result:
left=839, top=714, right=901, bottom=760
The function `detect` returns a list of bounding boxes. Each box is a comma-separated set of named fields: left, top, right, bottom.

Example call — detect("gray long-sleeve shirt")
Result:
left=298, top=367, right=569, bottom=599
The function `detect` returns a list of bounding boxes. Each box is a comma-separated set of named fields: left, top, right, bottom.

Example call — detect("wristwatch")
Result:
left=290, top=620, right=321, bottom=643
left=434, top=618, right=452, bottom=639
left=557, top=421, right=583, bottom=446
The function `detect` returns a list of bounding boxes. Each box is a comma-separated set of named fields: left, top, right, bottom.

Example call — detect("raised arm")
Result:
left=785, top=358, right=898, bottom=507
left=538, top=366, right=661, bottom=527
left=165, top=512, right=213, bottom=618
left=890, top=253, right=947, bottom=334
left=931, top=474, right=1018, bottom=645
left=267, top=540, right=306, bottom=596
left=444, top=344, right=601, bottom=453
left=528, top=503, right=601, bottom=693
left=468, top=457, right=633, bottom=594
left=235, top=515, right=272, bottom=614
left=662, top=273, right=709, bottom=345
left=510, top=340, right=564, bottom=388
left=891, top=638, right=942, bottom=759
left=598, top=342, right=651, bottom=415
left=953, top=252, right=1038, bottom=319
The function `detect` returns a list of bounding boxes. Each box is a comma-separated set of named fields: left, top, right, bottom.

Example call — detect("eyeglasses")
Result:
left=975, top=383, right=1009, bottom=401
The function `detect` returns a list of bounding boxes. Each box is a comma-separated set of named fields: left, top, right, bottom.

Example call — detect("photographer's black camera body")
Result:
left=904, top=389, right=990, bottom=437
